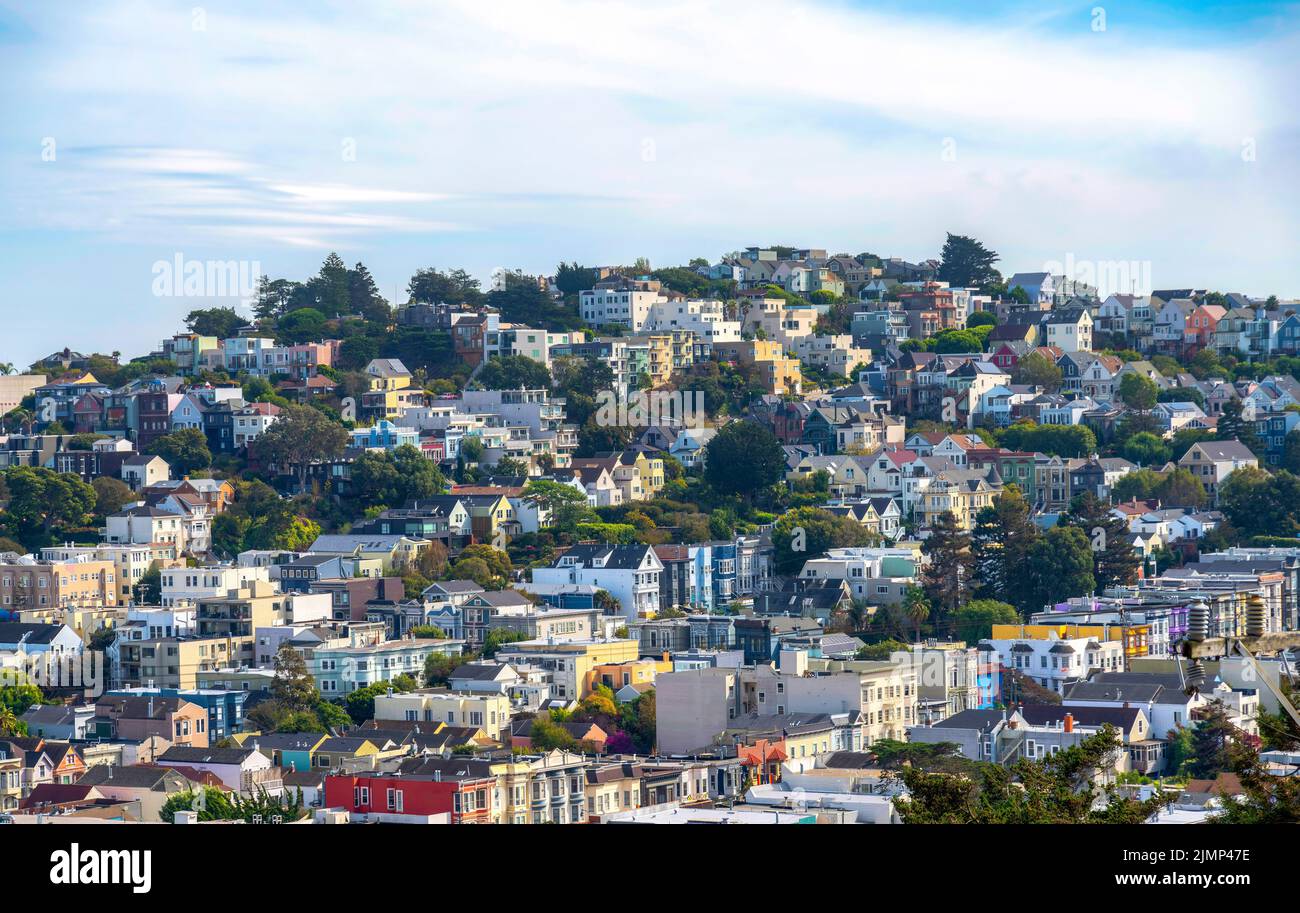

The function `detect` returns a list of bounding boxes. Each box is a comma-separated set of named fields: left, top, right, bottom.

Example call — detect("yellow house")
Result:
left=310, top=735, right=404, bottom=769
left=361, top=358, right=421, bottom=419
left=496, top=638, right=640, bottom=700
left=592, top=657, right=671, bottom=692
left=714, top=339, right=802, bottom=396
left=372, top=691, right=513, bottom=740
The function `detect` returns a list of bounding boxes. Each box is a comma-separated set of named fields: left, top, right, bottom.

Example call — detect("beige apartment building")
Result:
left=117, top=635, right=251, bottom=690
left=0, top=556, right=117, bottom=611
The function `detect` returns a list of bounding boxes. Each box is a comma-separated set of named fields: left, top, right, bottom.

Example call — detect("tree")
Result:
left=446, top=545, right=512, bottom=588
left=160, top=786, right=307, bottom=824
left=0, top=466, right=97, bottom=549
left=1118, top=372, right=1158, bottom=410
left=900, top=585, right=930, bottom=641
left=408, top=266, right=482, bottom=307
left=482, top=628, right=529, bottom=658
left=276, top=307, right=328, bottom=344
left=1217, top=398, right=1265, bottom=456
left=703, top=421, right=786, bottom=500
left=185, top=306, right=246, bottom=338
left=1283, top=429, right=1300, bottom=474
left=349, top=445, right=445, bottom=511
left=1154, top=467, right=1208, bottom=509
left=424, top=652, right=463, bottom=687
left=1188, top=700, right=1236, bottom=779
left=554, top=262, right=600, bottom=297
left=1026, top=526, right=1096, bottom=610
left=1121, top=431, right=1170, bottom=467
left=477, top=355, right=551, bottom=391
left=133, top=564, right=162, bottom=604
left=487, top=271, right=582, bottom=331
left=252, top=405, right=349, bottom=491
left=529, top=714, right=576, bottom=751
left=971, top=486, right=1040, bottom=609
left=920, top=511, right=975, bottom=613
left=523, top=479, right=594, bottom=532
left=337, top=335, right=380, bottom=372
left=937, top=233, right=1001, bottom=290
left=271, top=643, right=318, bottom=712
left=1063, top=492, right=1140, bottom=591
left=772, top=507, right=880, bottom=573
left=895, top=726, right=1170, bottom=824
left=145, top=428, right=212, bottom=475
left=348, top=261, right=390, bottom=323
left=88, top=476, right=131, bottom=518
left=950, top=599, right=1019, bottom=643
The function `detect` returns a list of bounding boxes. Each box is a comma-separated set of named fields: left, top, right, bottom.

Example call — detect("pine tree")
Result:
left=921, top=511, right=975, bottom=615
left=315, top=252, right=351, bottom=317
left=971, top=485, right=1040, bottom=609
left=1217, top=398, right=1265, bottom=457
left=348, top=261, right=391, bottom=323
left=1063, top=492, right=1140, bottom=592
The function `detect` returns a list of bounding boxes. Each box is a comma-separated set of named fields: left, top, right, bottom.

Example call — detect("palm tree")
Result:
left=0, top=706, right=22, bottom=737
left=902, top=586, right=931, bottom=643
left=0, top=363, right=14, bottom=376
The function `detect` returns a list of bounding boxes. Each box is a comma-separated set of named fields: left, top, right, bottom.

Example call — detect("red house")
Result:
left=324, top=757, right=495, bottom=824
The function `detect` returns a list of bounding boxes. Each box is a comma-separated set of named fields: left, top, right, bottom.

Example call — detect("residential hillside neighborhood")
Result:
left=5, top=236, right=1300, bottom=826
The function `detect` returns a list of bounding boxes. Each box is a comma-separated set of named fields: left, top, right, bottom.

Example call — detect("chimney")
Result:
left=1063, top=713, right=1074, bottom=733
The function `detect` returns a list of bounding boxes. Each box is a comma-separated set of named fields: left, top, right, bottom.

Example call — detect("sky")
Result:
left=0, top=0, right=1298, bottom=368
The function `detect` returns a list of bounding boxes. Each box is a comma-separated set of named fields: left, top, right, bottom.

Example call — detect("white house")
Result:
left=531, top=543, right=663, bottom=620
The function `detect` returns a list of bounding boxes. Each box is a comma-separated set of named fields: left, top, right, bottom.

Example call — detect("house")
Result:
left=1062, top=671, right=1207, bottom=740
left=92, top=694, right=210, bottom=748
left=121, top=453, right=170, bottom=490
left=374, top=690, right=513, bottom=739
left=75, top=764, right=197, bottom=822
left=531, top=543, right=663, bottom=621
left=1041, top=306, right=1093, bottom=353
left=18, top=703, right=94, bottom=740
left=325, top=755, right=497, bottom=824
left=155, top=745, right=280, bottom=795
left=1007, top=272, right=1056, bottom=305
left=1178, top=440, right=1258, bottom=501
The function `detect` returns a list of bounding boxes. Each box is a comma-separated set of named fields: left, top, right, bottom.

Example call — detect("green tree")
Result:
left=477, top=355, right=551, bottom=391
left=920, top=511, right=975, bottom=613
left=1217, top=398, right=1265, bottom=456
left=894, top=726, right=1170, bottom=823
left=1025, top=526, right=1096, bottom=610
left=1118, top=372, right=1158, bottom=410
left=772, top=507, right=880, bottom=574
left=0, top=466, right=97, bottom=549
left=703, top=420, right=786, bottom=500
left=900, top=585, right=931, bottom=641
left=1063, top=492, right=1140, bottom=591
left=1121, top=432, right=1170, bottom=467
left=971, top=486, right=1040, bottom=609
left=936, top=233, right=1001, bottom=290
left=1188, top=700, right=1236, bottom=779
left=185, top=307, right=246, bottom=338
left=145, top=428, right=212, bottom=475
left=271, top=643, right=318, bottom=712
left=252, top=404, right=349, bottom=492
left=487, top=271, right=583, bottom=331
left=950, top=599, right=1019, bottom=643
left=407, top=266, right=483, bottom=307
left=91, top=476, right=134, bottom=518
